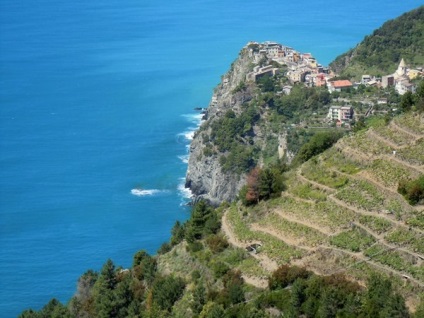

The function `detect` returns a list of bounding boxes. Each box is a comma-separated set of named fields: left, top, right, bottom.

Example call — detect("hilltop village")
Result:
left=222, top=41, right=423, bottom=128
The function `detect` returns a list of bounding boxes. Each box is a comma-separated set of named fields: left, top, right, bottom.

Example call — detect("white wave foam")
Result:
left=176, top=129, right=196, bottom=143
left=178, top=154, right=189, bottom=164
left=184, top=130, right=195, bottom=141
left=182, top=113, right=203, bottom=125
left=177, top=178, right=193, bottom=200
left=131, top=188, right=162, bottom=197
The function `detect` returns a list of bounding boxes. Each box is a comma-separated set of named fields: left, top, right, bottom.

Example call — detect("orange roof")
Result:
left=331, top=80, right=352, bottom=88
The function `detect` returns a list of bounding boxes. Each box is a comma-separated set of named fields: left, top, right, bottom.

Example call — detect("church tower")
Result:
left=396, top=58, right=407, bottom=77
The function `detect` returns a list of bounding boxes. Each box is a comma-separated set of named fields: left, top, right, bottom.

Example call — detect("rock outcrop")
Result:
left=185, top=48, right=255, bottom=206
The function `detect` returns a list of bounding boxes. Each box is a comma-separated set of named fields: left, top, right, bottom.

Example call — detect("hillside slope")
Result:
left=330, top=6, right=424, bottom=77
left=224, top=111, right=424, bottom=306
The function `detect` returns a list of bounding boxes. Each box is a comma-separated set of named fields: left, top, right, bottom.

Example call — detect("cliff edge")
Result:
left=185, top=47, right=256, bottom=205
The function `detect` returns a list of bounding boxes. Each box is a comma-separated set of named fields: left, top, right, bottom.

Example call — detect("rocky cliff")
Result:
left=185, top=47, right=256, bottom=206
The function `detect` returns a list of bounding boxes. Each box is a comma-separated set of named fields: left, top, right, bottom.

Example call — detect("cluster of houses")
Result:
left=244, top=41, right=357, bottom=125
left=357, top=60, right=421, bottom=95
left=233, top=41, right=422, bottom=127
left=245, top=41, right=332, bottom=89
left=244, top=41, right=422, bottom=97
left=381, top=59, right=420, bottom=95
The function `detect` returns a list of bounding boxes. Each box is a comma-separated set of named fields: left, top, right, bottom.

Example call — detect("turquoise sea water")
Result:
left=0, top=1, right=422, bottom=316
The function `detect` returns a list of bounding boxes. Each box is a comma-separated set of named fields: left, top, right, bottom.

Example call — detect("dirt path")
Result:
left=357, top=169, right=398, bottom=192
left=331, top=166, right=407, bottom=201
left=297, top=169, right=336, bottom=193
left=368, top=129, right=403, bottom=150
left=328, top=194, right=398, bottom=226
left=221, top=209, right=278, bottom=285
left=273, top=206, right=335, bottom=236
left=283, top=191, right=316, bottom=205
left=391, top=121, right=424, bottom=140
left=335, top=143, right=374, bottom=163
left=384, top=154, right=424, bottom=174
left=353, top=221, right=424, bottom=261
left=250, top=223, right=316, bottom=252
left=325, top=246, right=424, bottom=288
left=242, top=275, right=268, bottom=289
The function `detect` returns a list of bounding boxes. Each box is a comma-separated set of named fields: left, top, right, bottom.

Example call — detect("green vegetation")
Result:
left=369, top=159, right=417, bottom=188
left=19, top=12, right=424, bottom=316
left=330, top=227, right=376, bottom=252
left=407, top=212, right=424, bottom=231
left=292, top=131, right=343, bottom=166
left=398, top=175, right=424, bottom=205
left=385, top=228, right=424, bottom=254
left=239, top=164, right=286, bottom=205
left=272, top=85, right=332, bottom=120
left=365, top=244, right=424, bottom=282
left=289, top=182, right=327, bottom=202
left=227, top=204, right=304, bottom=262
left=265, top=196, right=356, bottom=231
left=335, top=179, right=386, bottom=211
left=396, top=139, right=424, bottom=166
left=358, top=215, right=392, bottom=234
left=209, top=106, right=260, bottom=173
left=266, top=270, right=409, bottom=318
left=321, top=148, right=363, bottom=175
left=259, top=213, right=328, bottom=246
left=301, top=159, right=350, bottom=189
left=394, top=111, right=424, bottom=135
left=330, top=6, right=424, bottom=77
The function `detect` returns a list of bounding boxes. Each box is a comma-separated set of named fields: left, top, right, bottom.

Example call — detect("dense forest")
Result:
left=330, top=6, right=424, bottom=78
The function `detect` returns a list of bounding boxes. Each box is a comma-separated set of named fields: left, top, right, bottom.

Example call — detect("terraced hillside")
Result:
left=222, top=112, right=424, bottom=304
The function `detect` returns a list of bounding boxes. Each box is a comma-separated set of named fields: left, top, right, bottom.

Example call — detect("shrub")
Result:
left=398, top=175, right=424, bottom=205
left=269, top=265, right=311, bottom=290
left=292, top=131, right=343, bottom=166
left=151, top=275, right=185, bottom=312
left=212, top=261, right=230, bottom=279
left=206, top=235, right=229, bottom=253
left=157, top=242, right=172, bottom=255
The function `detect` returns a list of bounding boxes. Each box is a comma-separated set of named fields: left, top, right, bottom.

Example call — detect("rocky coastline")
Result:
left=185, top=47, right=256, bottom=206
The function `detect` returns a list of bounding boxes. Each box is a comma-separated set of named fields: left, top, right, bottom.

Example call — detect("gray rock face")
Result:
left=185, top=49, right=255, bottom=206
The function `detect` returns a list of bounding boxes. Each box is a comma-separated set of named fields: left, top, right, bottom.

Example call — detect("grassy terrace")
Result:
left=267, top=196, right=355, bottom=232
left=393, top=113, right=424, bottom=136
left=358, top=215, right=393, bottom=234
left=344, top=130, right=392, bottom=156
left=287, top=181, right=328, bottom=202
left=238, top=256, right=268, bottom=277
left=396, top=139, right=424, bottom=166
left=406, top=213, right=424, bottom=231
left=367, top=158, right=419, bottom=188
left=227, top=205, right=304, bottom=263
left=373, top=124, right=414, bottom=147
left=223, top=112, right=423, bottom=299
left=301, top=159, right=350, bottom=189
left=365, top=244, right=424, bottom=282
left=258, top=212, right=329, bottom=247
left=320, top=148, right=364, bottom=174
left=334, top=178, right=414, bottom=221
left=330, top=227, right=375, bottom=252
left=385, top=228, right=424, bottom=254
left=334, top=179, right=385, bottom=211
left=218, top=247, right=268, bottom=278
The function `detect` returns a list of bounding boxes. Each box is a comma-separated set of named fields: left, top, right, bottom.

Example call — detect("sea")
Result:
left=0, top=0, right=421, bottom=316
